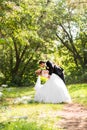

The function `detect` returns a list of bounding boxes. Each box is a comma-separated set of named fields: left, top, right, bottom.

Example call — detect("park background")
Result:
left=0, top=0, right=87, bottom=130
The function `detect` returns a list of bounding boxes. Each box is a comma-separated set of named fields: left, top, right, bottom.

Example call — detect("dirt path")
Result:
left=57, top=103, right=87, bottom=130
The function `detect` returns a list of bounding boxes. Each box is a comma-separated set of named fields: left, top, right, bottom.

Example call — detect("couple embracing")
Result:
left=34, top=60, right=72, bottom=104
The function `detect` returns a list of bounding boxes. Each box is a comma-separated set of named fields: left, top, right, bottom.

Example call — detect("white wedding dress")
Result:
left=34, top=73, right=71, bottom=103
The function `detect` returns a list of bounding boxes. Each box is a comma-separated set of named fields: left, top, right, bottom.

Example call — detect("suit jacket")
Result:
left=46, top=61, right=65, bottom=82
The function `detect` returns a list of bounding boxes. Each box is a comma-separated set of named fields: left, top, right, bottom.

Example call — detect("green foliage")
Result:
left=65, top=69, right=87, bottom=84
left=0, top=0, right=43, bottom=86
left=0, top=0, right=87, bottom=85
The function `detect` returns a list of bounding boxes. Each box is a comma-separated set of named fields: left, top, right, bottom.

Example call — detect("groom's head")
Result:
left=39, top=61, right=46, bottom=68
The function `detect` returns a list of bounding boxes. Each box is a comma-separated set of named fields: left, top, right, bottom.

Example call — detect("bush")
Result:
left=65, top=70, right=87, bottom=84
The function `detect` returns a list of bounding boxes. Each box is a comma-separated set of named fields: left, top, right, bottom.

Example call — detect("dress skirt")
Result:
left=34, top=74, right=71, bottom=103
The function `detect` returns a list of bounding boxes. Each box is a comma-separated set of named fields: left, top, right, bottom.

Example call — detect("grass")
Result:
left=0, top=121, right=55, bottom=130
left=68, top=83, right=87, bottom=106
left=1, top=87, right=35, bottom=98
left=0, top=83, right=87, bottom=130
left=0, top=104, right=63, bottom=130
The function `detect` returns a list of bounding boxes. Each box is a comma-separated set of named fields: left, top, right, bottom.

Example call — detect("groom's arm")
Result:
left=46, top=61, right=54, bottom=75
left=46, top=61, right=53, bottom=68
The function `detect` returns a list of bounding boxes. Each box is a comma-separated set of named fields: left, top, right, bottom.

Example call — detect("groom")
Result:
left=39, top=60, right=65, bottom=83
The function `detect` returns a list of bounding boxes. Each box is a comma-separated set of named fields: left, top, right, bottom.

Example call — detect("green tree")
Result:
left=0, top=0, right=87, bottom=85
left=0, top=0, right=57, bottom=86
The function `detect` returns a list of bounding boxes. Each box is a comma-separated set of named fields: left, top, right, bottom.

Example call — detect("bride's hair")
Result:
left=39, top=61, right=46, bottom=64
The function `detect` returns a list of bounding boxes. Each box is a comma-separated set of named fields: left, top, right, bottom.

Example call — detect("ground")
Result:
left=57, top=103, right=87, bottom=130
left=7, top=97, right=87, bottom=130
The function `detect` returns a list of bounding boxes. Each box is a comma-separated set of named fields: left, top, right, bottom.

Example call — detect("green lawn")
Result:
left=0, top=83, right=87, bottom=130
left=68, top=84, right=87, bottom=106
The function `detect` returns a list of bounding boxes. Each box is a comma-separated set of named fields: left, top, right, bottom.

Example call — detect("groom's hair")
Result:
left=39, top=61, right=46, bottom=64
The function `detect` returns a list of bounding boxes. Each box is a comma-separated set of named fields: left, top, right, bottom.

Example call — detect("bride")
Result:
left=34, top=69, right=72, bottom=104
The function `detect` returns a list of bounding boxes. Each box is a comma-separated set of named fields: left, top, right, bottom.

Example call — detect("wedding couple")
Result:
left=34, top=60, right=72, bottom=104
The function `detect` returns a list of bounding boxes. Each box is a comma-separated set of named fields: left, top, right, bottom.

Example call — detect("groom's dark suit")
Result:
left=46, top=61, right=65, bottom=83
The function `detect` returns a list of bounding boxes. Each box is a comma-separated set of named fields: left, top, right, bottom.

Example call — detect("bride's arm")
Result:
left=35, top=69, right=42, bottom=76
